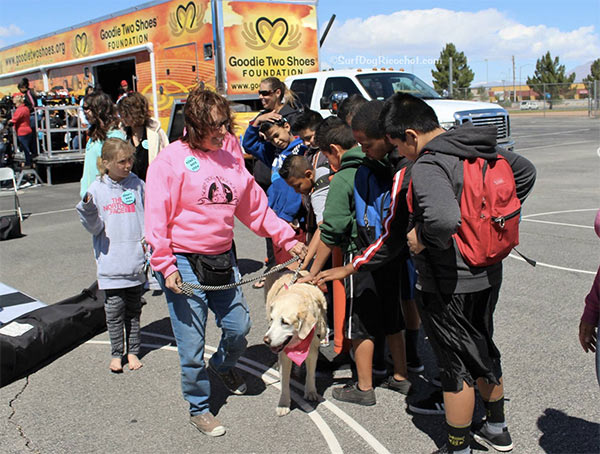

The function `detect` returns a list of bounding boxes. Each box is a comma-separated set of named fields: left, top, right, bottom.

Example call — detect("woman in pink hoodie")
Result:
left=145, top=88, right=306, bottom=437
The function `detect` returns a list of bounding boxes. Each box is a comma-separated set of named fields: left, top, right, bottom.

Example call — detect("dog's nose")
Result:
left=263, top=335, right=271, bottom=345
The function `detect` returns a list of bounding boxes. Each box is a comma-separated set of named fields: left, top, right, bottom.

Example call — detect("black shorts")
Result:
left=345, top=262, right=405, bottom=341
left=415, top=285, right=503, bottom=392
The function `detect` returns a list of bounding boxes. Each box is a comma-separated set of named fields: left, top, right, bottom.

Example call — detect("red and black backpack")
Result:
left=408, top=150, right=521, bottom=267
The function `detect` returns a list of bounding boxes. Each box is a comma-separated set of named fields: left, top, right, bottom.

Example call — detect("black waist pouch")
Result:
left=184, top=251, right=233, bottom=286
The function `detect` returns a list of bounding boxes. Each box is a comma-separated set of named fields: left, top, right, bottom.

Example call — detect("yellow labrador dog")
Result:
left=263, top=271, right=327, bottom=416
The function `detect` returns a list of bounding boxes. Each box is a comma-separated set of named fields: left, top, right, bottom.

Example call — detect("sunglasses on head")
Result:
left=258, top=90, right=274, bottom=96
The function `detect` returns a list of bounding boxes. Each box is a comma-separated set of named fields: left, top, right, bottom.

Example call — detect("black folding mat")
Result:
left=0, top=283, right=106, bottom=387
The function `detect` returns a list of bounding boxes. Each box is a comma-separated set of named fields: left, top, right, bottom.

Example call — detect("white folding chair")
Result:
left=0, top=167, right=23, bottom=221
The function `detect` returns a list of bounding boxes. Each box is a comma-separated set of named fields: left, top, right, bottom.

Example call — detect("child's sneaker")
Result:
left=472, top=421, right=513, bottom=452
left=380, top=376, right=412, bottom=395
left=190, top=412, right=225, bottom=437
left=407, top=390, right=445, bottom=415
left=332, top=382, right=376, bottom=406
left=431, top=445, right=471, bottom=453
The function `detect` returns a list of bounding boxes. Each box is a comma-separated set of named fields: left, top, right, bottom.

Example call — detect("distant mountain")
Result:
left=568, top=61, right=593, bottom=82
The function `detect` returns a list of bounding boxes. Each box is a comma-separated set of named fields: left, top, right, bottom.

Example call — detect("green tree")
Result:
left=583, top=58, right=600, bottom=93
left=527, top=51, right=575, bottom=100
left=431, top=43, right=474, bottom=99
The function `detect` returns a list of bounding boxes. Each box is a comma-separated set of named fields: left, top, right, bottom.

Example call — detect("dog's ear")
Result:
left=297, top=308, right=317, bottom=340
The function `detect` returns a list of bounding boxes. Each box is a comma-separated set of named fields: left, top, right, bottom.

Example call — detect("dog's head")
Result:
left=263, top=273, right=326, bottom=354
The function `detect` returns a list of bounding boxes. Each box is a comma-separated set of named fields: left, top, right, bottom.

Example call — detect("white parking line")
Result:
left=29, top=208, right=75, bottom=217
left=514, top=208, right=598, bottom=274
left=522, top=208, right=598, bottom=218
left=522, top=219, right=593, bottom=229
left=508, top=254, right=596, bottom=275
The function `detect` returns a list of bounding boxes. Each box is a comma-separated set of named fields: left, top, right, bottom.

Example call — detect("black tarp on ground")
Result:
left=0, top=282, right=106, bottom=387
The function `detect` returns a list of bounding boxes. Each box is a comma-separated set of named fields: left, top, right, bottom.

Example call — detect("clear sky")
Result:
left=0, top=0, right=598, bottom=85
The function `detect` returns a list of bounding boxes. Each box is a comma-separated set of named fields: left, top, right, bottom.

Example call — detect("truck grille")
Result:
left=454, top=110, right=509, bottom=140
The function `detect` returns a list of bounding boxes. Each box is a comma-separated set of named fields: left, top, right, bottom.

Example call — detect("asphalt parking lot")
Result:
left=1, top=115, right=599, bottom=454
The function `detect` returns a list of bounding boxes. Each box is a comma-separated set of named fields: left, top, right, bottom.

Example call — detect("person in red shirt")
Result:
left=10, top=94, right=36, bottom=168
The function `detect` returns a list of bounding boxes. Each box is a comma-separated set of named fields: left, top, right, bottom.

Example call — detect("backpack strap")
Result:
left=314, top=173, right=332, bottom=192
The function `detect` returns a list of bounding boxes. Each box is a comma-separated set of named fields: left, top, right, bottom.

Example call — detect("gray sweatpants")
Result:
left=104, top=285, right=143, bottom=358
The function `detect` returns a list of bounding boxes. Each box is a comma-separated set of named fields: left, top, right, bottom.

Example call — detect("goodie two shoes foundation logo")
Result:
left=169, top=1, right=206, bottom=36
left=73, top=33, right=91, bottom=57
left=242, top=16, right=301, bottom=51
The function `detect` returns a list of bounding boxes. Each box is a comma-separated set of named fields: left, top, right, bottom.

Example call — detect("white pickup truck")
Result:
left=286, top=69, right=514, bottom=150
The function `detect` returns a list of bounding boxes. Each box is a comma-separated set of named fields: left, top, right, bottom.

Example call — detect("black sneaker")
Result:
left=208, top=363, right=247, bottom=395
left=331, top=382, right=376, bottom=406
left=472, top=421, right=513, bottom=452
left=408, top=390, right=445, bottom=415
left=431, top=445, right=471, bottom=454
left=380, top=376, right=412, bottom=395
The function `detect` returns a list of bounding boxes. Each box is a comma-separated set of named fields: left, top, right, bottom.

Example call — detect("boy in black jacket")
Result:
left=380, top=93, right=536, bottom=454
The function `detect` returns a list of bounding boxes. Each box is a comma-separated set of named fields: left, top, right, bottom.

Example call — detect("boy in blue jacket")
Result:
left=243, top=118, right=307, bottom=263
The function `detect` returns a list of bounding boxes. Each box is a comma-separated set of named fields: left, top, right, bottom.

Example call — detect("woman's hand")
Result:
left=579, top=319, right=597, bottom=353
left=165, top=270, right=183, bottom=294
left=287, top=242, right=308, bottom=260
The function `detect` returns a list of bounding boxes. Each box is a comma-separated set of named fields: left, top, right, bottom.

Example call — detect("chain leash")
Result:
left=178, top=256, right=301, bottom=296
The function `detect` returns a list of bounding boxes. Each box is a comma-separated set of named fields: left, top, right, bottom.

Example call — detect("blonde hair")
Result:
left=13, top=94, right=24, bottom=105
left=97, top=138, right=135, bottom=175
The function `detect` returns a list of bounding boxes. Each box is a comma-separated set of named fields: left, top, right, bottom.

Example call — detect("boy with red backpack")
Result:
left=380, top=93, right=536, bottom=454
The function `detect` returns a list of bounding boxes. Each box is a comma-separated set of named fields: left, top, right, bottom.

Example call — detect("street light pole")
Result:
left=519, top=64, right=533, bottom=101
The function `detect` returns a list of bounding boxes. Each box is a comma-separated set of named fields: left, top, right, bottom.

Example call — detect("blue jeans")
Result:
left=157, top=253, right=251, bottom=415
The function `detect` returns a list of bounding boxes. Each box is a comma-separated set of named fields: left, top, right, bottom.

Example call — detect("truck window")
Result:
left=290, top=78, right=317, bottom=108
left=356, top=73, right=440, bottom=100
left=322, top=77, right=361, bottom=99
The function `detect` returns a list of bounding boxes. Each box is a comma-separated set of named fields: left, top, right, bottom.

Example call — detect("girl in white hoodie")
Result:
left=77, top=138, right=146, bottom=373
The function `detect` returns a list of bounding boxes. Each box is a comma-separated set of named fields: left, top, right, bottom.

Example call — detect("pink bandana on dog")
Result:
left=284, top=326, right=316, bottom=366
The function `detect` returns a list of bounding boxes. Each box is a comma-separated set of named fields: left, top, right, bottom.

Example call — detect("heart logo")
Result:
left=256, top=17, right=289, bottom=46
left=74, top=33, right=89, bottom=56
left=242, top=17, right=301, bottom=51
left=169, top=1, right=204, bottom=36
left=176, top=1, right=196, bottom=29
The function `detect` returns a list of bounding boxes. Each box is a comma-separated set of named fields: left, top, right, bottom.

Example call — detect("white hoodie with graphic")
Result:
left=76, top=173, right=146, bottom=290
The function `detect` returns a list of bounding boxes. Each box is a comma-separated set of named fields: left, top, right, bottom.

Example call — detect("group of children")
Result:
left=255, top=89, right=538, bottom=454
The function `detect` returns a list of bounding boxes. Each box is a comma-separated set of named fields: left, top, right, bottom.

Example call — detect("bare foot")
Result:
left=110, top=357, right=123, bottom=373
left=127, top=354, right=143, bottom=370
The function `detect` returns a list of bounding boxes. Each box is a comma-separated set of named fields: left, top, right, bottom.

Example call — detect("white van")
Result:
left=520, top=101, right=540, bottom=110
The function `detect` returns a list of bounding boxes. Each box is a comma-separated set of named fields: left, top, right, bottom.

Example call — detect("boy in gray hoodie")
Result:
left=381, top=93, right=536, bottom=454
left=77, top=138, right=146, bottom=373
